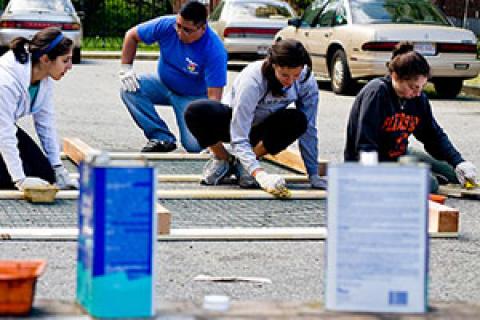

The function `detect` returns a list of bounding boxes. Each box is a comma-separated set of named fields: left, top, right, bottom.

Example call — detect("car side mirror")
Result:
left=77, top=11, right=85, bottom=20
left=288, top=17, right=302, bottom=28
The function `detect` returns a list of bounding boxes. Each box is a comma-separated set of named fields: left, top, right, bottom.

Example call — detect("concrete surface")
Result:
left=1, top=59, right=480, bottom=307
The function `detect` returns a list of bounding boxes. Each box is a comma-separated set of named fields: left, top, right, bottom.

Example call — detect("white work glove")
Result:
left=309, top=174, right=327, bottom=190
left=255, top=171, right=291, bottom=198
left=54, top=165, right=79, bottom=190
left=15, top=177, right=50, bottom=191
left=119, top=64, right=140, bottom=92
left=455, top=161, right=477, bottom=187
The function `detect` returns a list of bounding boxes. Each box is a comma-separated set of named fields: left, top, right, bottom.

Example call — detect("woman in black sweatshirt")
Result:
left=344, top=42, right=476, bottom=192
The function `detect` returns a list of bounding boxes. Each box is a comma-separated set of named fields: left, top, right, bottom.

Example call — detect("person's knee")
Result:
left=185, top=99, right=210, bottom=127
left=290, top=110, right=307, bottom=135
left=278, top=109, right=307, bottom=136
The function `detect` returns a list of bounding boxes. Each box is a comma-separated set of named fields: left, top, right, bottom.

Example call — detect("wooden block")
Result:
left=24, top=185, right=59, bottom=203
left=428, top=200, right=459, bottom=233
left=63, top=138, right=100, bottom=165
left=157, top=203, right=171, bottom=235
left=264, top=149, right=328, bottom=176
left=438, top=184, right=480, bottom=199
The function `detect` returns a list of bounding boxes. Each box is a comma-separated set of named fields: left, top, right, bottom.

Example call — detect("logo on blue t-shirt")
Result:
left=186, top=57, right=199, bottom=75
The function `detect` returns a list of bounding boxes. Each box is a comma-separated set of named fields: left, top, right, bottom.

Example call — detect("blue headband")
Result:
left=32, top=33, right=64, bottom=60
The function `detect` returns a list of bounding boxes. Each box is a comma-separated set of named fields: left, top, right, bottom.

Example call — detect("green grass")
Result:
left=82, top=37, right=159, bottom=51
left=465, top=76, right=480, bottom=87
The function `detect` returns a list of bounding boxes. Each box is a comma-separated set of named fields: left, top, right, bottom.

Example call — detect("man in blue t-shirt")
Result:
left=119, top=1, right=227, bottom=152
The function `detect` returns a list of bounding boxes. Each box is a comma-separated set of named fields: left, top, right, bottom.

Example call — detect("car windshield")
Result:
left=350, top=0, right=450, bottom=25
left=8, top=0, right=75, bottom=14
left=226, top=1, right=293, bottom=19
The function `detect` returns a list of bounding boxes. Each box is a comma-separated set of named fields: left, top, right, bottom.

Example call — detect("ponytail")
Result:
left=9, top=37, right=30, bottom=64
left=388, top=41, right=430, bottom=80
left=8, top=27, right=73, bottom=65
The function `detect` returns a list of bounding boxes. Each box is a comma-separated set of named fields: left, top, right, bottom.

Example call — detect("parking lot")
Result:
left=1, top=59, right=480, bottom=304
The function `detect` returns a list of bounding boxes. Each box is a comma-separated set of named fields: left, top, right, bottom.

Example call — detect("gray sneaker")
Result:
left=232, top=159, right=259, bottom=189
left=201, top=157, right=231, bottom=185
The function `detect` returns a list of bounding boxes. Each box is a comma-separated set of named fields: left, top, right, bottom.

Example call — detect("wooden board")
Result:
left=69, top=173, right=310, bottom=183
left=264, top=149, right=328, bottom=176
left=63, top=137, right=100, bottom=165
left=0, top=189, right=326, bottom=200
left=0, top=226, right=455, bottom=241
left=438, top=184, right=480, bottom=199
left=428, top=200, right=459, bottom=233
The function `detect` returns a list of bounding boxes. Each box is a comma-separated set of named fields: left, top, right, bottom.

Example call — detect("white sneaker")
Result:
left=201, top=157, right=231, bottom=185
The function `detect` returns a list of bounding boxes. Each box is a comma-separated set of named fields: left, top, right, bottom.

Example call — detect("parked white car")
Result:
left=209, top=0, right=296, bottom=60
left=0, top=0, right=83, bottom=63
left=275, top=0, right=480, bottom=98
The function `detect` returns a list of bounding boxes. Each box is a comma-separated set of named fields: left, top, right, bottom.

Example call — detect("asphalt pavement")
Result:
left=1, top=59, right=480, bottom=305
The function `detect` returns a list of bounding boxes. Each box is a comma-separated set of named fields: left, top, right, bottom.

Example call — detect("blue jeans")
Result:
left=120, top=73, right=203, bottom=152
left=406, top=147, right=459, bottom=193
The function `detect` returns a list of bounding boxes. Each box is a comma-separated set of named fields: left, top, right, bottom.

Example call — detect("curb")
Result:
left=82, top=51, right=480, bottom=98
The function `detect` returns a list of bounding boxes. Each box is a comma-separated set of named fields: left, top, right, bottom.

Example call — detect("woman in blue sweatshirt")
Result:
left=186, top=39, right=324, bottom=197
left=345, top=42, right=476, bottom=192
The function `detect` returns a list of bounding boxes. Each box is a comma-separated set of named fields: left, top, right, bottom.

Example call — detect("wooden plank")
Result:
left=0, top=190, right=78, bottom=200
left=63, top=137, right=100, bottom=165
left=0, top=227, right=325, bottom=241
left=0, top=189, right=325, bottom=200
left=156, top=189, right=326, bottom=199
left=428, top=200, right=459, bottom=233
left=107, top=152, right=209, bottom=160
left=438, top=184, right=480, bottom=199
left=69, top=173, right=310, bottom=183
left=0, top=227, right=455, bottom=241
left=264, top=149, right=328, bottom=176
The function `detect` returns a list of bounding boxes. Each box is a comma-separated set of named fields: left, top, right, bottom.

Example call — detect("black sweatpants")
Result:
left=185, top=99, right=307, bottom=155
left=0, top=127, right=55, bottom=189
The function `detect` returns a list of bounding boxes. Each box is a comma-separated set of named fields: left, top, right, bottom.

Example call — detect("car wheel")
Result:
left=330, top=49, right=354, bottom=94
left=73, top=47, right=81, bottom=64
left=432, top=78, right=463, bottom=99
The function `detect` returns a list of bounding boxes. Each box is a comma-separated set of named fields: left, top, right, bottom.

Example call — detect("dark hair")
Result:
left=9, top=27, right=73, bottom=64
left=180, top=1, right=207, bottom=26
left=388, top=41, right=430, bottom=80
left=261, top=39, right=312, bottom=97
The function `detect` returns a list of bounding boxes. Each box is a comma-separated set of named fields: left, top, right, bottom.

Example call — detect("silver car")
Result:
left=0, top=0, right=82, bottom=63
left=209, top=0, right=296, bottom=59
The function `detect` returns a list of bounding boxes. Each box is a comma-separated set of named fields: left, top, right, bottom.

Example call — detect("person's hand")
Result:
left=255, top=171, right=291, bottom=198
left=119, top=64, right=140, bottom=92
left=15, top=177, right=50, bottom=191
left=54, top=165, right=79, bottom=190
left=455, top=161, right=477, bottom=187
left=309, top=174, right=327, bottom=190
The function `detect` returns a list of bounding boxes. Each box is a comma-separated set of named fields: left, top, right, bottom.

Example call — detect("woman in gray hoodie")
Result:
left=186, top=39, right=324, bottom=197
left=0, top=27, right=77, bottom=190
